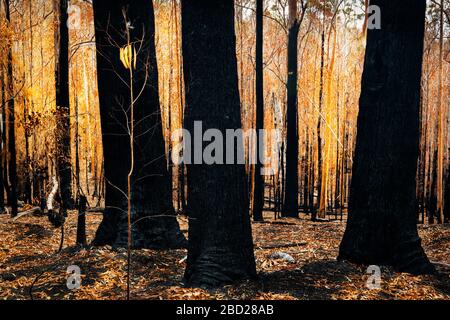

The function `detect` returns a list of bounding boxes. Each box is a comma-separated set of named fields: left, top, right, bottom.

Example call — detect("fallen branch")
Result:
left=12, top=207, right=42, bottom=221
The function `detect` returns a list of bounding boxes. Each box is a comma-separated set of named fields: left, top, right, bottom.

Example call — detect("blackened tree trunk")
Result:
left=181, top=0, right=257, bottom=287
left=1, top=73, right=9, bottom=211
left=282, top=0, right=300, bottom=218
left=92, top=0, right=185, bottom=249
left=0, top=71, right=5, bottom=212
left=444, top=170, right=450, bottom=222
left=314, top=30, right=325, bottom=221
left=4, top=0, right=17, bottom=217
left=24, top=0, right=33, bottom=205
left=54, top=0, right=72, bottom=215
left=338, top=0, right=435, bottom=275
left=76, top=195, right=87, bottom=246
left=252, top=0, right=264, bottom=222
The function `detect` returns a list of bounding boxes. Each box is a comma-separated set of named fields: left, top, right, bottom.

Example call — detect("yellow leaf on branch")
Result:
left=119, top=44, right=136, bottom=70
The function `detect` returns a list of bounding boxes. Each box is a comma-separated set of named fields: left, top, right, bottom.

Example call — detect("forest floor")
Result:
left=0, top=210, right=449, bottom=300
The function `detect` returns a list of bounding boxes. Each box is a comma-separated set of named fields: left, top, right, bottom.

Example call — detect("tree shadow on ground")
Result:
left=421, top=265, right=450, bottom=296
left=14, top=223, right=53, bottom=241
left=258, top=259, right=362, bottom=299
left=131, top=249, right=186, bottom=287
left=1, top=246, right=111, bottom=299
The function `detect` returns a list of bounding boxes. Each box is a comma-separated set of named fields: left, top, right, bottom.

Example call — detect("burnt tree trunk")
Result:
left=76, top=195, right=87, bottom=246
left=4, top=0, right=17, bottom=217
left=2, top=75, right=10, bottom=212
left=314, top=30, right=325, bottom=221
left=282, top=0, right=300, bottom=218
left=54, top=0, right=72, bottom=215
left=0, top=70, right=5, bottom=211
left=252, top=0, right=264, bottom=222
left=92, top=0, right=185, bottom=248
left=181, top=0, right=257, bottom=287
left=338, top=0, right=435, bottom=275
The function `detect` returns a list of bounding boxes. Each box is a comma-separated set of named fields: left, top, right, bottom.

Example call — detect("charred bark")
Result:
left=282, top=0, right=300, bottom=218
left=338, top=0, right=435, bottom=275
left=54, top=0, right=72, bottom=215
left=4, top=0, right=17, bottom=217
left=252, top=0, right=264, bottom=222
left=0, top=70, right=5, bottom=211
left=76, top=195, right=87, bottom=246
left=314, top=30, right=325, bottom=222
left=92, top=0, right=185, bottom=249
left=181, top=0, right=257, bottom=288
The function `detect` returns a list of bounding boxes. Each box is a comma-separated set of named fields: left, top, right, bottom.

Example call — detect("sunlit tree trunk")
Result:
left=181, top=0, right=257, bottom=287
left=437, top=0, right=445, bottom=224
left=319, top=26, right=337, bottom=220
left=338, top=0, right=435, bottom=275
left=429, top=148, right=437, bottom=224
left=303, top=131, right=310, bottom=214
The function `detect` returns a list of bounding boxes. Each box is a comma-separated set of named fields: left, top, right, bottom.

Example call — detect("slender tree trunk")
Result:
left=338, top=0, right=434, bottom=275
left=74, top=85, right=80, bottom=199
left=2, top=71, right=10, bottom=210
left=74, top=86, right=86, bottom=246
left=417, top=78, right=427, bottom=223
left=92, top=0, right=185, bottom=249
left=429, top=147, right=437, bottom=224
left=4, top=0, right=18, bottom=217
left=252, top=0, right=264, bottom=222
left=172, top=0, right=186, bottom=213
left=335, top=79, right=341, bottom=215
left=54, top=0, right=72, bottom=216
left=20, top=1, right=33, bottom=205
left=76, top=195, right=87, bottom=246
left=0, top=70, right=5, bottom=211
left=82, top=60, right=91, bottom=196
left=282, top=0, right=300, bottom=218
left=308, top=135, right=315, bottom=214
left=303, top=132, right=310, bottom=214
left=315, top=30, right=325, bottom=221
left=181, top=0, right=256, bottom=288
left=437, top=0, right=445, bottom=224
left=28, top=0, right=35, bottom=202
left=167, top=5, right=174, bottom=211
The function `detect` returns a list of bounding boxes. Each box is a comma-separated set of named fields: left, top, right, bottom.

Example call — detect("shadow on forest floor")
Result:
left=1, top=214, right=449, bottom=300
left=259, top=260, right=358, bottom=299
left=256, top=259, right=450, bottom=300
